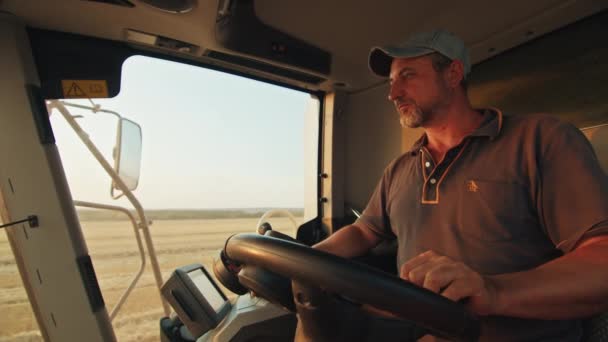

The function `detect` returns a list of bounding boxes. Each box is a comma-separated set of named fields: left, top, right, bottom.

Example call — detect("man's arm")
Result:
left=313, top=224, right=383, bottom=258
left=400, top=235, right=608, bottom=319
left=488, top=235, right=608, bottom=319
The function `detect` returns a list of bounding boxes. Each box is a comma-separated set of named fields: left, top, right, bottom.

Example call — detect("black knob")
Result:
left=258, top=222, right=273, bottom=235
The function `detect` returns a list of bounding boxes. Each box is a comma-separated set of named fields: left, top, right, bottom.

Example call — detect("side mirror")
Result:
left=112, top=118, right=143, bottom=198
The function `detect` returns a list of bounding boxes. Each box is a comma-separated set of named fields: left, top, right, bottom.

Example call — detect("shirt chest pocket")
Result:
left=457, top=179, right=536, bottom=241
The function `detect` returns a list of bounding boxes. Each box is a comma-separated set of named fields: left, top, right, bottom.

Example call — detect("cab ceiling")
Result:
left=1, top=0, right=606, bottom=92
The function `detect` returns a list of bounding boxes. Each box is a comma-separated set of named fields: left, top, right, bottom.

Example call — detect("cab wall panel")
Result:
left=343, top=84, right=422, bottom=212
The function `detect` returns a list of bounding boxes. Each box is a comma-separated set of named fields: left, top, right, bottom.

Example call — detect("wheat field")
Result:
left=0, top=216, right=300, bottom=342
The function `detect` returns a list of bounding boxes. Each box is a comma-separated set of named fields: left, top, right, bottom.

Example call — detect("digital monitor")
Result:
left=161, top=264, right=232, bottom=338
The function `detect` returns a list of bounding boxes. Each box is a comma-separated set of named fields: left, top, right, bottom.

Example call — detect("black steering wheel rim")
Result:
left=223, top=233, right=479, bottom=341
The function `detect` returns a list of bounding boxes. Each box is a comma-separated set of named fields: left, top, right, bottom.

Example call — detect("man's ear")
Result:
left=445, top=60, right=465, bottom=88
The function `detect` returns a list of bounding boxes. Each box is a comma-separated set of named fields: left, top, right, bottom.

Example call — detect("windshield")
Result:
left=43, top=56, right=319, bottom=341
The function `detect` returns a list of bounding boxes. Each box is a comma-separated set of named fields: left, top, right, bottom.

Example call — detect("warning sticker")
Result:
left=61, top=80, right=109, bottom=98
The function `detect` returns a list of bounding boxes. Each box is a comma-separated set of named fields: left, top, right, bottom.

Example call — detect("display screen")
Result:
left=188, top=269, right=226, bottom=312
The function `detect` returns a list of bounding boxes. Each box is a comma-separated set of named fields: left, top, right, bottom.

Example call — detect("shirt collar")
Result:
left=407, top=108, right=504, bottom=154
left=469, top=107, right=503, bottom=139
left=409, top=134, right=427, bottom=153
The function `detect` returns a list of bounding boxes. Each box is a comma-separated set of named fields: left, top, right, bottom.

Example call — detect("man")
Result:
left=314, top=30, right=608, bottom=341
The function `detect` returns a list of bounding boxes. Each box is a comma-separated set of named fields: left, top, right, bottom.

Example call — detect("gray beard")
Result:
left=400, top=105, right=425, bottom=128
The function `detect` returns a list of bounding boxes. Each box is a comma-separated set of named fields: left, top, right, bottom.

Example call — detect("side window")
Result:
left=42, top=56, right=320, bottom=341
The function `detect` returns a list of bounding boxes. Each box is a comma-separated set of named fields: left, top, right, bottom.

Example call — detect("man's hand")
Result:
left=400, top=250, right=498, bottom=316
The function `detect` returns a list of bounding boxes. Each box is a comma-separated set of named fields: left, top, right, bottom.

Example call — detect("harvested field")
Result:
left=0, top=216, right=300, bottom=342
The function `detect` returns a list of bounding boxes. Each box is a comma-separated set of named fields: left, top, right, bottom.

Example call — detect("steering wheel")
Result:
left=222, top=233, right=480, bottom=341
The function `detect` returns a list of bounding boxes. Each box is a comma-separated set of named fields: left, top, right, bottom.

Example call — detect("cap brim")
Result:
left=368, top=46, right=435, bottom=77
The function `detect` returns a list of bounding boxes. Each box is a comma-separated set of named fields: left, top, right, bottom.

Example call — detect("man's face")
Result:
left=388, top=55, right=450, bottom=128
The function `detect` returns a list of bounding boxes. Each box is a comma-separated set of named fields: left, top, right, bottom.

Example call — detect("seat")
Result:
left=583, top=312, right=608, bottom=341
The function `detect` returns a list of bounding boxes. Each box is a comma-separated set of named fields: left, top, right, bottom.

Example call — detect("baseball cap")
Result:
left=368, top=29, right=471, bottom=78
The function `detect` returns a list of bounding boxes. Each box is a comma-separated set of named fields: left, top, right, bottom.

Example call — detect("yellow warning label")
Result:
left=61, top=80, right=109, bottom=98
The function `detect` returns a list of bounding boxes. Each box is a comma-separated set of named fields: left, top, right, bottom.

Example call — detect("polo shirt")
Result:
left=355, top=109, right=608, bottom=341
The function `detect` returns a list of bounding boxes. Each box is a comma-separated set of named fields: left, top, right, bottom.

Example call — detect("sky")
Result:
left=49, top=55, right=318, bottom=210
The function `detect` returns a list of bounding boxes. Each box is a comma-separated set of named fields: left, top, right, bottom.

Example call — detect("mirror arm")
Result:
left=46, top=100, right=170, bottom=316
left=60, top=100, right=122, bottom=120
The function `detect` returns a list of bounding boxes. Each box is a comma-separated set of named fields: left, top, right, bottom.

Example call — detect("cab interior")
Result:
left=1, top=0, right=607, bottom=341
